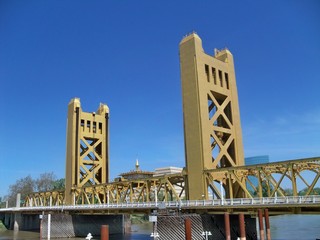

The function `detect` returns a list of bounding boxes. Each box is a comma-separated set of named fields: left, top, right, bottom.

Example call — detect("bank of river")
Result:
left=1, top=215, right=320, bottom=239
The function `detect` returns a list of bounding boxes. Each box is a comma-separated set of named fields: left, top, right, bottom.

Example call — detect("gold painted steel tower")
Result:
left=179, top=33, right=244, bottom=200
left=65, top=98, right=110, bottom=204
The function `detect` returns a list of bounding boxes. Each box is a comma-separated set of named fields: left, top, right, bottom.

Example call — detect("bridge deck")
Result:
left=1, top=195, right=320, bottom=215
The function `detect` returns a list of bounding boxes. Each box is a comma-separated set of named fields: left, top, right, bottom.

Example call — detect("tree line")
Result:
left=1, top=172, right=65, bottom=207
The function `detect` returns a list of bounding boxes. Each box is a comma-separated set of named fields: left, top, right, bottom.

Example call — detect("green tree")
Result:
left=6, top=172, right=60, bottom=207
left=0, top=196, right=7, bottom=208
left=299, top=187, right=320, bottom=196
left=283, top=188, right=293, bottom=196
left=7, top=175, right=34, bottom=207
left=52, top=178, right=65, bottom=191
left=34, top=172, right=56, bottom=192
left=251, top=181, right=274, bottom=197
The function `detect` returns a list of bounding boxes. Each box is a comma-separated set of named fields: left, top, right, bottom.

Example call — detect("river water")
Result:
left=1, top=215, right=320, bottom=240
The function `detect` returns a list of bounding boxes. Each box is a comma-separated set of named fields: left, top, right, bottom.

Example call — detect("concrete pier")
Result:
left=157, top=213, right=257, bottom=240
left=1, top=212, right=130, bottom=239
left=41, top=213, right=130, bottom=238
left=1, top=213, right=40, bottom=231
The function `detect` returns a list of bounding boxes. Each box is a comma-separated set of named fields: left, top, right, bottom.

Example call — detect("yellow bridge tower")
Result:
left=179, top=33, right=244, bottom=200
left=65, top=98, right=110, bottom=204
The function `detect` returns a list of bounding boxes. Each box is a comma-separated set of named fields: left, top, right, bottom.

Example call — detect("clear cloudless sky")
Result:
left=0, top=1, right=319, bottom=197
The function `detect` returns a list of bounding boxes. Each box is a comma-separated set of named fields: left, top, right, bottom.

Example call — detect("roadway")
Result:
left=1, top=195, right=320, bottom=215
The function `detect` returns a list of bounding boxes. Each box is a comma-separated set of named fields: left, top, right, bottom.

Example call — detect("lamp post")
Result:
left=202, top=231, right=212, bottom=240
left=149, top=214, right=159, bottom=239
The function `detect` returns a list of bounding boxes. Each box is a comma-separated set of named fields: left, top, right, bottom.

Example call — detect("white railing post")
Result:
left=73, top=192, right=75, bottom=206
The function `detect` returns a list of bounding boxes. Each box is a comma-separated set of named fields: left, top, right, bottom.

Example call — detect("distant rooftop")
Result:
left=153, top=166, right=183, bottom=177
left=117, top=160, right=183, bottom=180
left=118, top=159, right=154, bottom=181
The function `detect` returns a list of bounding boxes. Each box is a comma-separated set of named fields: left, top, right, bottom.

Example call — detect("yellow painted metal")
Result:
left=68, top=173, right=186, bottom=205
left=291, top=163, right=298, bottom=196
left=24, top=191, right=64, bottom=207
left=179, top=33, right=244, bottom=200
left=205, top=157, right=320, bottom=199
left=65, top=98, right=110, bottom=204
left=23, top=157, right=320, bottom=208
left=24, top=174, right=185, bottom=206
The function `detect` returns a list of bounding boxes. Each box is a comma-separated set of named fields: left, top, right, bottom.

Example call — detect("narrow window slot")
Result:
left=205, top=64, right=210, bottom=82
left=87, top=120, right=91, bottom=132
left=99, top=122, right=103, bottom=134
left=81, top=119, right=85, bottom=131
left=218, top=70, right=223, bottom=87
left=225, top=73, right=229, bottom=89
left=93, top=121, right=97, bottom=133
left=212, top=68, right=216, bottom=85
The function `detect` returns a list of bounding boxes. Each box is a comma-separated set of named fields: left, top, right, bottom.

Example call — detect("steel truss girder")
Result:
left=24, top=174, right=185, bottom=207
left=24, top=191, right=64, bottom=207
left=23, top=158, right=320, bottom=206
left=205, top=157, right=320, bottom=199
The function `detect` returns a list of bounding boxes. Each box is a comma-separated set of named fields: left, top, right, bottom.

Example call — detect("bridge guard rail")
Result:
left=1, top=195, right=320, bottom=214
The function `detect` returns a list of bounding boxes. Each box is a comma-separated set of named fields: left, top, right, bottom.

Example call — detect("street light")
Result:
left=149, top=214, right=159, bottom=239
left=202, top=231, right=212, bottom=240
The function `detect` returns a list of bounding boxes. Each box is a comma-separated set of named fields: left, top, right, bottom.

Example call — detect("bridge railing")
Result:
left=181, top=195, right=320, bottom=207
left=1, top=195, right=319, bottom=213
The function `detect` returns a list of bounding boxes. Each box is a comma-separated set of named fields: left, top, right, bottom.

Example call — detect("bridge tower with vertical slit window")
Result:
left=65, top=98, right=109, bottom=204
left=179, top=33, right=245, bottom=200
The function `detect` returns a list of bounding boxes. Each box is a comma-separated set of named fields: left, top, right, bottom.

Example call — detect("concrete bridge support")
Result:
left=40, top=213, right=130, bottom=239
left=1, top=212, right=130, bottom=239
left=157, top=213, right=257, bottom=240
left=0, top=213, right=14, bottom=230
left=0, top=213, right=40, bottom=231
left=0, top=194, right=36, bottom=232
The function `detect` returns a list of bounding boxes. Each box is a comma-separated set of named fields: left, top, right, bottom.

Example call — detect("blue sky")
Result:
left=0, top=1, right=319, bottom=197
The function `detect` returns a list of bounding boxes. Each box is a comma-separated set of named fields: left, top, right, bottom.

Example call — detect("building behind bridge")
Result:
left=117, top=159, right=183, bottom=181
left=245, top=155, right=270, bottom=192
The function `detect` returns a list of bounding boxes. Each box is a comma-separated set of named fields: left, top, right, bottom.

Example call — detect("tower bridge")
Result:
left=20, top=33, right=319, bottom=208
left=1, top=33, right=320, bottom=239
left=20, top=156, right=320, bottom=212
